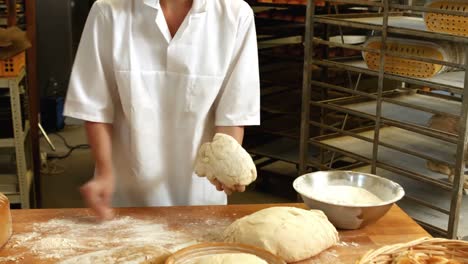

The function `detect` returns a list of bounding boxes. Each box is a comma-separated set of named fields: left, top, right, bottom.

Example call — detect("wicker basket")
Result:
left=424, top=1, right=468, bottom=37
left=356, top=237, right=468, bottom=264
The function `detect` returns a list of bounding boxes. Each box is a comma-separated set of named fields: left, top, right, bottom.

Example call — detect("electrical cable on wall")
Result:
left=46, top=133, right=89, bottom=160
left=39, top=132, right=90, bottom=175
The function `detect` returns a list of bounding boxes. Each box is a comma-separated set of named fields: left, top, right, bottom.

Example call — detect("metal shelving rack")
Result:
left=299, top=0, right=468, bottom=238
left=0, top=0, right=34, bottom=209
left=245, top=1, right=308, bottom=171
left=246, top=1, right=361, bottom=171
left=0, top=69, right=34, bottom=208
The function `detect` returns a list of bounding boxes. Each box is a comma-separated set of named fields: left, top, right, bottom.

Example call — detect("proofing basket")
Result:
left=356, top=237, right=468, bottom=264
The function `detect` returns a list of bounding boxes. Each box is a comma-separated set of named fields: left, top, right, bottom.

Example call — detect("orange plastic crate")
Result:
left=0, top=52, right=26, bottom=77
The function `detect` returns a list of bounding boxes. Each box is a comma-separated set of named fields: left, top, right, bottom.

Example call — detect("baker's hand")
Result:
left=209, top=178, right=246, bottom=195
left=195, top=134, right=257, bottom=195
left=80, top=174, right=115, bottom=221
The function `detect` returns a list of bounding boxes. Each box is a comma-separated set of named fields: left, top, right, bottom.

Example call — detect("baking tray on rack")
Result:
left=314, top=127, right=454, bottom=189
left=314, top=12, right=468, bottom=43
left=314, top=122, right=458, bottom=168
left=347, top=60, right=466, bottom=90
left=314, top=59, right=466, bottom=93
left=354, top=166, right=468, bottom=237
left=312, top=89, right=461, bottom=143
left=321, top=90, right=461, bottom=126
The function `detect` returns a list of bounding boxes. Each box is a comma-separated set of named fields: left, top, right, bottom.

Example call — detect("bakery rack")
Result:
left=244, top=1, right=310, bottom=197
left=0, top=69, right=34, bottom=208
left=0, top=0, right=35, bottom=209
left=299, top=0, right=468, bottom=238
left=0, top=0, right=25, bottom=29
left=245, top=1, right=371, bottom=198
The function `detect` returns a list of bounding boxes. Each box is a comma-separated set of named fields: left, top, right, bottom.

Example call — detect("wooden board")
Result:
left=0, top=204, right=429, bottom=263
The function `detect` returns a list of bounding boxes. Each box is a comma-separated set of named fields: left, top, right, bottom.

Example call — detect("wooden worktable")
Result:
left=0, top=204, right=429, bottom=263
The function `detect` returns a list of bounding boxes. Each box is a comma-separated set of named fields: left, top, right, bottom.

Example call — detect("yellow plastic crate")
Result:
left=0, top=52, right=26, bottom=78
left=424, top=0, right=468, bottom=36
left=363, top=38, right=446, bottom=78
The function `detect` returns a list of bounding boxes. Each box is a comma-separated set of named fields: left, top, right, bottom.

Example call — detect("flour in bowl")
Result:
left=306, top=185, right=383, bottom=206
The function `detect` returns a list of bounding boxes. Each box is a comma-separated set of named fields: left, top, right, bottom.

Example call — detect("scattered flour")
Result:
left=2, top=216, right=231, bottom=262
left=307, top=249, right=343, bottom=264
left=337, top=241, right=360, bottom=247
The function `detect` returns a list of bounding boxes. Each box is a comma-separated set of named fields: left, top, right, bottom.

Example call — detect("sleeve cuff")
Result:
left=63, top=100, right=114, bottom=123
left=215, top=115, right=260, bottom=127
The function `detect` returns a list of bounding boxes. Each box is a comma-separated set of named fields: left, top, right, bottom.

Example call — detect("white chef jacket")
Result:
left=63, top=0, right=260, bottom=207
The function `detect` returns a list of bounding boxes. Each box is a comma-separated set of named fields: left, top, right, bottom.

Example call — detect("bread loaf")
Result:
left=0, top=193, right=12, bottom=249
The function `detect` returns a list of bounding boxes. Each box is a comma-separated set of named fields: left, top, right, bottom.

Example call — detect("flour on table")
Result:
left=304, top=249, right=343, bottom=264
left=337, top=241, right=360, bottom=247
left=300, top=185, right=383, bottom=206
left=3, top=216, right=231, bottom=262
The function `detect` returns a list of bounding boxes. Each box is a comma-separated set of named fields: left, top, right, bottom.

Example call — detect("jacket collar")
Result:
left=143, top=0, right=207, bottom=13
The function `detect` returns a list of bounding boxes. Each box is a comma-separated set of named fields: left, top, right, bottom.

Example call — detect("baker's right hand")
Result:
left=80, top=174, right=115, bottom=221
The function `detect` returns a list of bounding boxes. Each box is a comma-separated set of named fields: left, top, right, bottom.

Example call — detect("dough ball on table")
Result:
left=192, top=253, right=267, bottom=264
left=195, top=133, right=257, bottom=188
left=58, top=245, right=171, bottom=264
left=222, top=207, right=339, bottom=263
left=0, top=192, right=12, bottom=249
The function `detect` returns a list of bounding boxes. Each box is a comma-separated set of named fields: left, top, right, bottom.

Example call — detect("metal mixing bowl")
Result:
left=293, top=171, right=405, bottom=230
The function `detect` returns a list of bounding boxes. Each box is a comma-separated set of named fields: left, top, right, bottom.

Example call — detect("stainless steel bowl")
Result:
left=293, top=171, right=405, bottom=230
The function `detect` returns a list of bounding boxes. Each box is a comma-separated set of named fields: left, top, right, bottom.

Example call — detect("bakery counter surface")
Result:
left=0, top=203, right=429, bottom=263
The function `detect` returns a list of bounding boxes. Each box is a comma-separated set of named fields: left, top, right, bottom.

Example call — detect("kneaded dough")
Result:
left=223, top=207, right=339, bottom=262
left=58, top=245, right=171, bottom=264
left=195, top=133, right=257, bottom=188
left=192, top=253, right=267, bottom=264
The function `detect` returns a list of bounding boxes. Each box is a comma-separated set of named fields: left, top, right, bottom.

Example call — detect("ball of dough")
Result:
left=192, top=253, right=267, bottom=264
left=58, top=245, right=171, bottom=264
left=195, top=133, right=257, bottom=188
left=222, top=207, right=339, bottom=262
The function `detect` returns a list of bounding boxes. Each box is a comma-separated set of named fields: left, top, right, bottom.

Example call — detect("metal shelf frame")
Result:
left=299, top=0, right=468, bottom=238
left=0, top=68, right=34, bottom=209
left=246, top=2, right=311, bottom=166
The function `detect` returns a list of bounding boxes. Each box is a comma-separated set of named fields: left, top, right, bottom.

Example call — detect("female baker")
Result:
left=63, top=0, right=260, bottom=219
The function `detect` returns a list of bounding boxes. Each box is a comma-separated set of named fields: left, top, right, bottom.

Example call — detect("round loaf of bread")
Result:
left=0, top=192, right=12, bottom=249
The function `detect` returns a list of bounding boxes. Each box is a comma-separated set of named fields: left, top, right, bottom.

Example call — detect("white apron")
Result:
left=64, top=0, right=260, bottom=206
